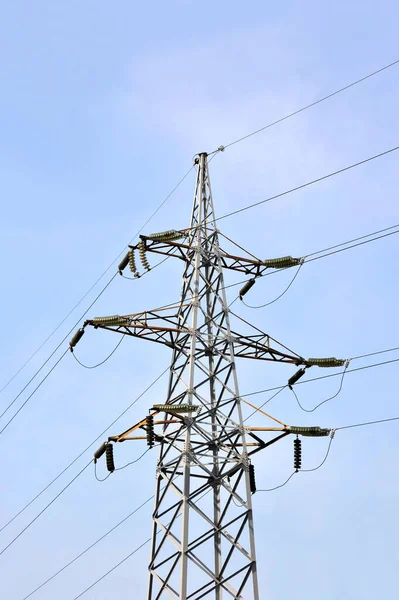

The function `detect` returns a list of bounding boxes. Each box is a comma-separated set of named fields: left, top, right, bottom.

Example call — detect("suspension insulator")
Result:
left=294, top=437, right=302, bottom=471
left=152, top=404, right=198, bottom=413
left=289, top=426, right=331, bottom=437
left=239, top=278, right=256, bottom=300
left=249, top=464, right=256, bottom=494
left=147, top=230, right=186, bottom=242
left=69, top=328, right=85, bottom=350
left=306, top=357, right=345, bottom=368
left=94, top=442, right=108, bottom=462
left=288, top=368, right=306, bottom=389
left=146, top=415, right=155, bottom=448
left=91, top=315, right=130, bottom=327
left=263, top=256, right=301, bottom=269
left=105, top=443, right=115, bottom=472
left=118, top=252, right=130, bottom=274
left=128, top=248, right=138, bottom=274
left=138, top=240, right=150, bottom=271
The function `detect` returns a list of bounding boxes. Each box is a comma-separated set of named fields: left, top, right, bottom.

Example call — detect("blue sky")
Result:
left=0, top=1, right=398, bottom=598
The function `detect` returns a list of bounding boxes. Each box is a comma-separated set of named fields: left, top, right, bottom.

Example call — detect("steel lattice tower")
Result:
left=146, top=153, right=259, bottom=599
left=80, top=152, right=340, bottom=599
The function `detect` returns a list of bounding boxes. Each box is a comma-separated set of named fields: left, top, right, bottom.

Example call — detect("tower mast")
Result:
left=147, top=153, right=259, bottom=599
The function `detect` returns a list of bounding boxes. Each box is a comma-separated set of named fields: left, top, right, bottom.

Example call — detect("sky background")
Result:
left=0, top=1, right=398, bottom=598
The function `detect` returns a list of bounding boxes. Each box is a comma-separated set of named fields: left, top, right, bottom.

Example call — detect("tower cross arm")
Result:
left=83, top=304, right=191, bottom=350
left=230, top=330, right=306, bottom=364
left=132, top=236, right=276, bottom=276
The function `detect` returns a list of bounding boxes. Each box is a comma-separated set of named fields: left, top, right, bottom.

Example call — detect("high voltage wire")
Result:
left=0, top=366, right=169, bottom=536
left=0, top=166, right=194, bottom=400
left=0, top=255, right=170, bottom=434
left=0, top=461, right=92, bottom=557
left=210, top=58, right=399, bottom=151
left=21, top=495, right=155, bottom=600
left=215, top=144, right=399, bottom=222
left=242, top=356, right=399, bottom=414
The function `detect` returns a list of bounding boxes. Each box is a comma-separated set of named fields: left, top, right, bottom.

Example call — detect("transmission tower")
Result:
left=73, top=152, right=343, bottom=599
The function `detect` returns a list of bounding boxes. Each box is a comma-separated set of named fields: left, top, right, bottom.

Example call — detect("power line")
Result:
left=0, top=348, right=70, bottom=437
left=336, top=416, right=399, bottom=431
left=0, top=365, right=169, bottom=535
left=257, top=436, right=335, bottom=491
left=0, top=461, right=92, bottom=557
left=21, top=494, right=154, bottom=600
left=291, top=365, right=348, bottom=413
left=72, top=335, right=126, bottom=369
left=0, top=250, right=172, bottom=433
left=0, top=274, right=118, bottom=422
left=216, top=145, right=399, bottom=222
left=216, top=58, right=399, bottom=151
left=242, top=356, right=399, bottom=411
left=0, top=166, right=193, bottom=399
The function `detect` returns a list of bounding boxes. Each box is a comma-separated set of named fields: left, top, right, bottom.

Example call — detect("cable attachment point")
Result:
left=306, top=357, right=346, bottom=368
left=294, top=437, right=302, bottom=471
left=239, top=278, right=256, bottom=300
left=106, top=443, right=115, bottom=472
left=262, top=256, right=302, bottom=269
left=69, top=327, right=85, bottom=351
left=288, top=367, right=306, bottom=389
left=330, top=429, right=336, bottom=439
left=218, top=145, right=225, bottom=152
left=146, top=415, right=155, bottom=448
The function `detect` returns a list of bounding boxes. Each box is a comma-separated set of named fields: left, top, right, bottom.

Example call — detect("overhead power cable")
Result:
left=214, top=58, right=399, bottom=151
left=0, top=348, right=70, bottom=437
left=215, top=145, right=399, bottom=223
left=257, top=435, right=335, bottom=492
left=242, top=355, right=399, bottom=413
left=0, top=166, right=193, bottom=399
left=336, top=416, right=399, bottom=431
left=0, top=365, right=169, bottom=535
left=72, top=335, right=126, bottom=369
left=21, top=494, right=154, bottom=600
left=0, top=274, right=117, bottom=423
left=0, top=461, right=92, bottom=557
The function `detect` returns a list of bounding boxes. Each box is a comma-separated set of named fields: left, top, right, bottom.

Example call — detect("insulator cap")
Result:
left=152, top=404, right=198, bottom=413
left=118, top=252, right=130, bottom=273
left=106, top=444, right=115, bottom=472
left=69, top=328, right=85, bottom=349
left=239, top=278, right=256, bottom=300
left=94, top=442, right=108, bottom=461
left=288, top=368, right=306, bottom=388
left=263, top=256, right=301, bottom=269
left=289, top=426, right=331, bottom=437
left=294, top=438, right=302, bottom=471
left=306, top=357, right=345, bottom=368
left=147, top=230, right=186, bottom=242
left=249, top=464, right=256, bottom=494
